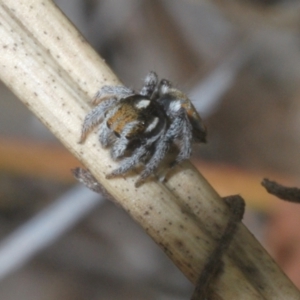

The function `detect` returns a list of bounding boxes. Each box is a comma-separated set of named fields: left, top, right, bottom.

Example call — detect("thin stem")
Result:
left=0, top=1, right=298, bottom=299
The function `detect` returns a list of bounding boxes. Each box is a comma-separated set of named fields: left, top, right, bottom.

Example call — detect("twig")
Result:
left=191, top=195, right=245, bottom=300
left=0, top=1, right=299, bottom=298
left=262, top=178, right=300, bottom=203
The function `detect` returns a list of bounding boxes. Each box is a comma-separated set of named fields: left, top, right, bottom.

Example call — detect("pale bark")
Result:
left=0, top=1, right=299, bottom=298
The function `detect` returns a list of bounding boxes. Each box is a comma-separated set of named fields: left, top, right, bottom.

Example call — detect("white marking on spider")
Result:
left=145, top=117, right=159, bottom=133
left=169, top=100, right=181, bottom=112
left=135, top=99, right=150, bottom=109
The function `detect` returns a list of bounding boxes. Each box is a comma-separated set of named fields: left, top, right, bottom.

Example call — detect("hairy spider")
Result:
left=80, top=72, right=207, bottom=187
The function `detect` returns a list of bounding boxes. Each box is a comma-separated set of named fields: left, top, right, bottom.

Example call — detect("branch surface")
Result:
left=0, top=1, right=299, bottom=299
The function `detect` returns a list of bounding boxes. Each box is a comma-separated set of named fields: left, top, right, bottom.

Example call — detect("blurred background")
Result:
left=1, top=0, right=300, bottom=299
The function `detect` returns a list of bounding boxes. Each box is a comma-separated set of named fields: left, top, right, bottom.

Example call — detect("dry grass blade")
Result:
left=0, top=0, right=299, bottom=299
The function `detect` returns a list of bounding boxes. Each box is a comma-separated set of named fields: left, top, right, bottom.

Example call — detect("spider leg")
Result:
left=139, top=71, right=158, bottom=98
left=98, top=121, right=113, bottom=147
left=135, top=138, right=169, bottom=186
left=136, top=108, right=186, bottom=186
left=110, top=136, right=130, bottom=160
left=170, top=112, right=193, bottom=168
left=79, top=97, right=118, bottom=143
left=106, top=145, right=150, bottom=179
left=107, top=129, right=164, bottom=180
left=93, top=85, right=134, bottom=105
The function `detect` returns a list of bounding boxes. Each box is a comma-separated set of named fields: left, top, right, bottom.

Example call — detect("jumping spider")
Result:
left=80, top=72, right=207, bottom=187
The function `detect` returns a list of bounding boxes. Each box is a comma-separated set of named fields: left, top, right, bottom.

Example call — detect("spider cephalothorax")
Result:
left=80, top=72, right=206, bottom=186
